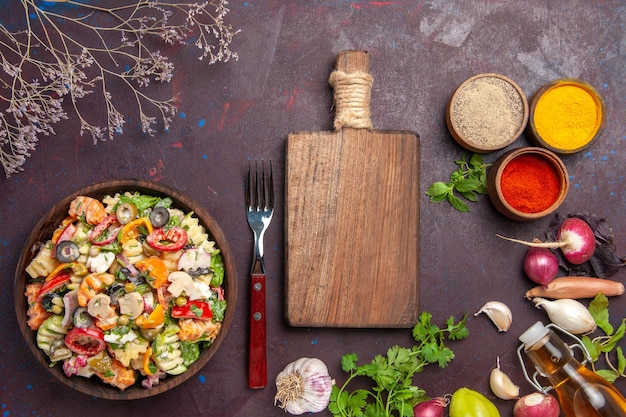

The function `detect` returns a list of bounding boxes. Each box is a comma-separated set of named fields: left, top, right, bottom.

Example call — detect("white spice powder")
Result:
left=451, top=76, right=525, bottom=147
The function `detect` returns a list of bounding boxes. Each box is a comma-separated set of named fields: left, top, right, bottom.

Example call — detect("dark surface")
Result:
left=2, top=1, right=625, bottom=416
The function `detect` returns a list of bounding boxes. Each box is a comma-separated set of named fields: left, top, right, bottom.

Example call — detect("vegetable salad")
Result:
left=24, top=192, right=227, bottom=390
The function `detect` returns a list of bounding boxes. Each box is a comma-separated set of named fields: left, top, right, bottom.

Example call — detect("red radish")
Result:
left=413, top=397, right=448, bottom=417
left=513, top=392, right=560, bottom=417
left=498, top=217, right=596, bottom=265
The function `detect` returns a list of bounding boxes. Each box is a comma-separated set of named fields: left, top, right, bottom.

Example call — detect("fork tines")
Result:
left=247, top=159, right=273, bottom=211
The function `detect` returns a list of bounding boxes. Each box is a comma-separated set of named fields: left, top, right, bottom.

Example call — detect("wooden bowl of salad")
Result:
left=14, top=179, right=237, bottom=400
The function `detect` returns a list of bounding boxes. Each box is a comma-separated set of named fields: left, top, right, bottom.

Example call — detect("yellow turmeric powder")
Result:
left=533, top=80, right=603, bottom=151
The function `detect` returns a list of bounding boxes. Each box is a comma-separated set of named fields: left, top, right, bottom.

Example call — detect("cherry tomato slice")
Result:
left=89, top=215, right=121, bottom=246
left=64, top=327, right=106, bottom=356
left=146, top=227, right=188, bottom=252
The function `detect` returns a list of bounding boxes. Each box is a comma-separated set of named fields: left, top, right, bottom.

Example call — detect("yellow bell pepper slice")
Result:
left=143, top=347, right=154, bottom=376
left=119, top=217, right=153, bottom=244
left=135, top=256, right=168, bottom=289
left=136, top=303, right=164, bottom=329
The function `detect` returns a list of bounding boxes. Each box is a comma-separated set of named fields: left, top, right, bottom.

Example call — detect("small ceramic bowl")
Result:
left=526, top=78, right=604, bottom=154
left=14, top=179, right=237, bottom=400
left=488, top=147, right=569, bottom=222
left=446, top=73, right=529, bottom=153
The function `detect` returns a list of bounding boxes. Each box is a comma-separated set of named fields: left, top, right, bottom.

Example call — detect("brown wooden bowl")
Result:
left=14, top=179, right=237, bottom=400
left=487, top=147, right=569, bottom=222
left=526, top=78, right=605, bottom=154
left=446, top=73, right=528, bottom=153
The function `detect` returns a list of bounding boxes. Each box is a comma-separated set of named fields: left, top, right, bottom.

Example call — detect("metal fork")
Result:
left=245, top=159, right=274, bottom=389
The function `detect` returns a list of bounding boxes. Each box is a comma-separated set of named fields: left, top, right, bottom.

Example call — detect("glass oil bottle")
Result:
left=518, top=321, right=626, bottom=417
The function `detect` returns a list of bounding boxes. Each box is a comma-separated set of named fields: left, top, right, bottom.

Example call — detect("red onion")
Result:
left=116, top=254, right=139, bottom=276
left=413, top=397, right=448, bottom=417
left=513, top=392, right=560, bottom=417
left=523, top=247, right=559, bottom=286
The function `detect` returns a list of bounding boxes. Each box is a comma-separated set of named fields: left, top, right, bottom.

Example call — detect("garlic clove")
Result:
left=474, top=301, right=512, bottom=332
left=489, top=357, right=520, bottom=400
left=532, top=297, right=597, bottom=334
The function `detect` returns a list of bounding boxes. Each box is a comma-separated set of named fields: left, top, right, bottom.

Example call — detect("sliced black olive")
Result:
left=41, top=293, right=62, bottom=312
left=116, top=203, right=138, bottom=225
left=55, top=241, right=80, bottom=263
left=188, top=267, right=211, bottom=277
left=149, top=206, right=170, bottom=228
left=73, top=307, right=94, bottom=328
left=107, top=283, right=126, bottom=306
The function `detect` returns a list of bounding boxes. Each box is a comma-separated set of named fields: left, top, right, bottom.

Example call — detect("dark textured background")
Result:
left=1, top=1, right=625, bottom=416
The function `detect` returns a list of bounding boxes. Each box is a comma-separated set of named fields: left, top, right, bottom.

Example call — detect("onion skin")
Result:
left=513, top=393, right=560, bottom=417
left=525, top=276, right=625, bottom=299
left=524, top=247, right=559, bottom=286
left=413, top=397, right=448, bottom=417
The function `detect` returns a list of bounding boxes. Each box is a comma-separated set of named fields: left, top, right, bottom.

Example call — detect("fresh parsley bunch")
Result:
left=328, top=312, right=468, bottom=417
left=426, top=153, right=490, bottom=212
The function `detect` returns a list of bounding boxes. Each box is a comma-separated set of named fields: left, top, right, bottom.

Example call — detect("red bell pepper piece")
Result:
left=171, top=300, right=212, bottom=320
left=146, top=226, right=188, bottom=252
left=36, top=270, right=72, bottom=302
left=89, top=215, right=121, bottom=246
left=64, top=326, right=106, bottom=356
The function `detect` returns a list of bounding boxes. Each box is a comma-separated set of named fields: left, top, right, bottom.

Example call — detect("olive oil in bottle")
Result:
left=519, top=321, right=626, bottom=417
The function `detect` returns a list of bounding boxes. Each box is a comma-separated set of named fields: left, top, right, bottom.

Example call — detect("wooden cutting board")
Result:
left=285, top=50, right=420, bottom=328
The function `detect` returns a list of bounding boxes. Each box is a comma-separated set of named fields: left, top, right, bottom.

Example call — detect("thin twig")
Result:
left=0, top=0, right=239, bottom=177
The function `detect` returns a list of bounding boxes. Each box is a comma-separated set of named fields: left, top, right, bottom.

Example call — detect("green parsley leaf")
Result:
left=341, top=353, right=358, bottom=373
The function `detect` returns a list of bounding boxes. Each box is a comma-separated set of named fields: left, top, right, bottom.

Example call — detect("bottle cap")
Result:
left=519, top=321, right=550, bottom=347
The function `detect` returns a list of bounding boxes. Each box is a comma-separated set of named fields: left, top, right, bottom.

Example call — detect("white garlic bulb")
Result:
left=275, top=357, right=334, bottom=415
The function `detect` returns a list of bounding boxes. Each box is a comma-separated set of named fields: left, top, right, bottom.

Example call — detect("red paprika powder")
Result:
left=500, top=153, right=561, bottom=213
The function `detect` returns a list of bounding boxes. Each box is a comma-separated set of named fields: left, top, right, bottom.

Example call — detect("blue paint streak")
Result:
left=202, top=155, right=208, bottom=160
left=311, top=337, right=319, bottom=345
left=26, top=384, right=32, bottom=390
left=198, top=375, right=206, bottom=384
left=179, top=112, right=186, bottom=119
left=2, top=411, right=8, bottom=417
left=198, top=119, right=206, bottom=127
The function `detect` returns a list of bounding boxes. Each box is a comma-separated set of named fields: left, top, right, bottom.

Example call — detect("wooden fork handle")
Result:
left=248, top=272, right=267, bottom=389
